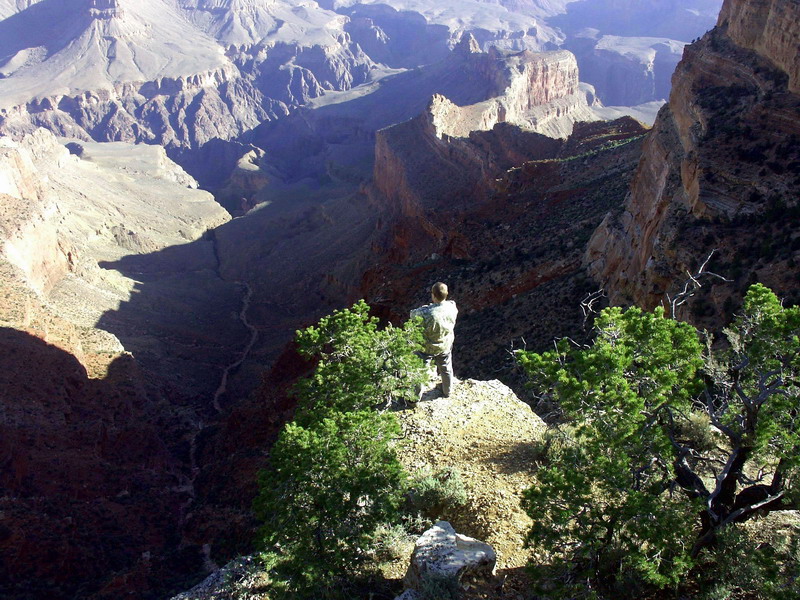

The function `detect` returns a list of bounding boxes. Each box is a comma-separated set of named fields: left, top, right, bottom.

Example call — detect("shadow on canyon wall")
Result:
left=0, top=227, right=300, bottom=598
left=0, top=327, right=201, bottom=599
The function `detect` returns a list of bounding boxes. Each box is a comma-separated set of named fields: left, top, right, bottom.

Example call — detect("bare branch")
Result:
left=721, top=491, right=787, bottom=526
left=703, top=388, right=739, bottom=443
left=580, top=288, right=606, bottom=329
left=666, top=250, right=733, bottom=319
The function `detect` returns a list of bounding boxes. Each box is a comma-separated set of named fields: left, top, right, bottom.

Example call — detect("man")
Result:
left=410, top=282, right=458, bottom=397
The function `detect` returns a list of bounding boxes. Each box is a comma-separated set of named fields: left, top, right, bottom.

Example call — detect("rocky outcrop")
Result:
left=0, top=129, right=229, bottom=298
left=719, top=0, right=800, bottom=93
left=212, top=147, right=272, bottom=214
left=248, top=39, right=595, bottom=201
left=438, top=44, right=595, bottom=138
left=0, top=1, right=379, bottom=191
left=587, top=0, right=800, bottom=315
left=167, top=378, right=544, bottom=600
left=371, top=45, right=596, bottom=216
left=401, top=521, right=497, bottom=596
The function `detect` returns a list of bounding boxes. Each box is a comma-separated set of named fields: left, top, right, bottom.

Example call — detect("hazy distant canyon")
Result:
left=0, top=0, right=722, bottom=192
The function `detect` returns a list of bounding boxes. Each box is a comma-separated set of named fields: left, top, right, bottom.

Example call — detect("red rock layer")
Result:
left=587, top=0, right=800, bottom=317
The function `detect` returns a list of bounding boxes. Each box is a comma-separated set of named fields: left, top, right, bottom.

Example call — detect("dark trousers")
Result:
left=420, top=351, right=454, bottom=397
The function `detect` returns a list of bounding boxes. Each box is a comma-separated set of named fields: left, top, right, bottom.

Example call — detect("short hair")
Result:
left=431, top=282, right=448, bottom=302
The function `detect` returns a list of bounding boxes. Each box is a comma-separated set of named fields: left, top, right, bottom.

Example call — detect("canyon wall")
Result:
left=364, top=116, right=648, bottom=380
left=570, top=35, right=686, bottom=106
left=0, top=0, right=565, bottom=188
left=0, top=129, right=257, bottom=599
left=372, top=47, right=594, bottom=214
left=587, top=0, right=800, bottom=316
left=719, top=0, right=800, bottom=93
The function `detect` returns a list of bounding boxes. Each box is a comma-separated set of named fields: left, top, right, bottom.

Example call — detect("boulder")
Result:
left=403, top=521, right=496, bottom=591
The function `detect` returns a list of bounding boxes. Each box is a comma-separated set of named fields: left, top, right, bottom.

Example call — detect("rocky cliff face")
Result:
left=719, top=0, right=800, bottom=94
left=365, top=116, right=647, bottom=379
left=0, top=0, right=381, bottom=191
left=0, top=0, right=566, bottom=188
left=587, top=0, right=800, bottom=316
left=245, top=39, right=595, bottom=210
left=372, top=47, right=595, bottom=215
left=0, top=129, right=260, bottom=599
left=569, top=35, right=686, bottom=105
left=0, top=0, right=724, bottom=196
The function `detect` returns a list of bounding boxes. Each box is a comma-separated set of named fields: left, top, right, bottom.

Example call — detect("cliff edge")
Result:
left=586, top=0, right=800, bottom=316
left=169, top=379, right=546, bottom=600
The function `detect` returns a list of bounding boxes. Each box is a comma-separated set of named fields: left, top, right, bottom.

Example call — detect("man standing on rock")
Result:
left=411, top=282, right=458, bottom=397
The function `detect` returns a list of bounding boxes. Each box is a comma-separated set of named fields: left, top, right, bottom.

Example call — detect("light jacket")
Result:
left=410, top=300, right=458, bottom=355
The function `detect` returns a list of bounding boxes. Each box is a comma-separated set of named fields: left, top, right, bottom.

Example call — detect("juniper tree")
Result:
left=254, top=301, right=426, bottom=598
left=293, top=299, right=427, bottom=423
left=517, top=284, right=799, bottom=597
left=254, top=410, right=406, bottom=598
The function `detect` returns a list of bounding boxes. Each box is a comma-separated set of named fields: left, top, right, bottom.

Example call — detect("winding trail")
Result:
left=212, top=281, right=258, bottom=413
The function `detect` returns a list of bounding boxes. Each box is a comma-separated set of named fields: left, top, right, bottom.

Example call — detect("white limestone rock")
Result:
left=404, top=521, right=497, bottom=590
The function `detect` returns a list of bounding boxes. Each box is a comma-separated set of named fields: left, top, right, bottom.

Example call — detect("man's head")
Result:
left=431, top=282, right=448, bottom=303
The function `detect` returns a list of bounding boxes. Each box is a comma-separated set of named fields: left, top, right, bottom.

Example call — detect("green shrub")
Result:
left=254, top=410, right=406, bottom=598
left=293, top=299, right=427, bottom=422
left=697, top=526, right=800, bottom=600
left=408, top=467, right=468, bottom=520
left=253, top=301, right=428, bottom=598
left=369, top=523, right=415, bottom=562
left=417, top=572, right=462, bottom=600
left=517, top=284, right=800, bottom=597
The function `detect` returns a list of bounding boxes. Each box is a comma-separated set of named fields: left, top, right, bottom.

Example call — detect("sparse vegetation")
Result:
left=408, top=467, right=469, bottom=520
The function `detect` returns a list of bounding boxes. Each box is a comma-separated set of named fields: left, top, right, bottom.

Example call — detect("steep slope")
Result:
left=586, top=0, right=800, bottom=317
left=552, top=0, right=723, bottom=108
left=334, top=0, right=565, bottom=50
left=366, top=116, right=647, bottom=380
left=244, top=39, right=595, bottom=211
left=0, top=130, right=254, bottom=599
left=0, top=0, right=376, bottom=189
left=205, top=112, right=645, bottom=407
left=0, top=0, right=726, bottom=196
left=569, top=34, right=687, bottom=105
left=0, top=1, right=558, bottom=158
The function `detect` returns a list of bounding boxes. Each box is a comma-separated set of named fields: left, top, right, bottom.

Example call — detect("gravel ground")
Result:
left=391, top=378, right=547, bottom=598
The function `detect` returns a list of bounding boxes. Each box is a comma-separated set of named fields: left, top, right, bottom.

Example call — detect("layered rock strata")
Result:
left=366, top=117, right=647, bottom=380
left=586, top=0, right=800, bottom=316
left=0, top=129, right=255, bottom=599
left=0, top=0, right=565, bottom=188
left=252, top=40, right=595, bottom=208
left=719, top=0, right=800, bottom=94
left=570, top=35, right=687, bottom=106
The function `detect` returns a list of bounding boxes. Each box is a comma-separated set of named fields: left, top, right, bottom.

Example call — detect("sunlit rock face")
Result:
left=0, top=0, right=724, bottom=192
left=719, top=0, right=800, bottom=93
left=372, top=44, right=596, bottom=215
left=587, top=0, right=800, bottom=317
left=0, top=0, right=559, bottom=155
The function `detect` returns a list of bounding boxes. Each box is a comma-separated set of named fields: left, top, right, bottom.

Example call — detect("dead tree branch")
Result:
left=666, top=250, right=732, bottom=319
